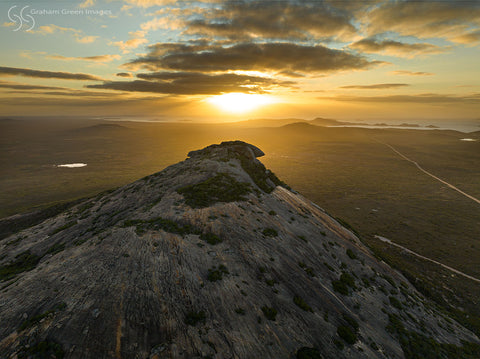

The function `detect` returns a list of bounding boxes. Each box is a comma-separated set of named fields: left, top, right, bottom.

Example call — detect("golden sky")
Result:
left=1, top=0, right=479, bottom=123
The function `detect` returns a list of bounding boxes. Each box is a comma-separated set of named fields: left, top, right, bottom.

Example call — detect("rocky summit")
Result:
left=0, top=141, right=479, bottom=359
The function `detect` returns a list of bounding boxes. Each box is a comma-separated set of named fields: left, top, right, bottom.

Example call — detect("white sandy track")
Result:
left=378, top=141, right=480, bottom=205
left=375, top=235, right=480, bottom=284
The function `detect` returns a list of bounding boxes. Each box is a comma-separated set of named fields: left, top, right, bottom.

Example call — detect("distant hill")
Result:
left=71, top=123, right=129, bottom=132
left=231, top=118, right=306, bottom=127
left=310, top=118, right=353, bottom=126
left=311, top=118, right=440, bottom=129
left=0, top=118, right=17, bottom=123
left=1, top=141, right=479, bottom=358
left=66, top=123, right=130, bottom=137
left=280, top=122, right=317, bottom=129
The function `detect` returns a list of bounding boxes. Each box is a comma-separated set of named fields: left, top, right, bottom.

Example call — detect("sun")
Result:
left=207, top=93, right=275, bottom=113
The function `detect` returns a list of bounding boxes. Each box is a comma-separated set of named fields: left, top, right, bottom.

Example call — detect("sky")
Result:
left=0, top=0, right=479, bottom=124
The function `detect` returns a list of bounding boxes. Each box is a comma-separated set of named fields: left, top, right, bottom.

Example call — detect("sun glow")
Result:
left=208, top=93, right=276, bottom=113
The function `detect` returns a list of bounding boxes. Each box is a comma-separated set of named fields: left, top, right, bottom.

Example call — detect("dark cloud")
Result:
left=0, top=66, right=103, bottom=81
left=0, top=81, right=127, bottom=97
left=365, top=0, right=480, bottom=44
left=277, top=70, right=306, bottom=78
left=0, top=95, right=172, bottom=108
left=390, top=70, right=434, bottom=76
left=126, top=42, right=381, bottom=75
left=4, top=90, right=123, bottom=97
left=340, top=83, right=409, bottom=89
left=0, top=81, right=65, bottom=91
left=88, top=71, right=295, bottom=95
left=184, top=1, right=357, bottom=41
left=350, top=38, right=447, bottom=58
left=319, top=93, right=480, bottom=104
left=48, top=54, right=121, bottom=62
left=116, top=72, right=133, bottom=78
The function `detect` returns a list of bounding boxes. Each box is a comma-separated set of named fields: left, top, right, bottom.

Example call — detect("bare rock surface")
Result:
left=0, top=141, right=479, bottom=358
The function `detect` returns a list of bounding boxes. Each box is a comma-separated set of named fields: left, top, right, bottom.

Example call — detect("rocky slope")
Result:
left=0, top=141, right=479, bottom=359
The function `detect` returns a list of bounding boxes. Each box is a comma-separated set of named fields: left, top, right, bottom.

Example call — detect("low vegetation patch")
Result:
left=262, top=228, right=278, bottom=237
left=123, top=217, right=199, bottom=236
left=389, top=296, right=402, bottom=310
left=387, top=313, right=480, bottom=359
left=332, top=272, right=356, bottom=295
left=333, top=339, right=344, bottom=350
left=200, top=232, right=223, bottom=245
left=46, top=242, right=66, bottom=256
left=296, top=347, right=321, bottom=359
left=336, top=312, right=359, bottom=345
left=334, top=217, right=360, bottom=237
left=0, top=250, right=41, bottom=281
left=76, top=201, right=95, bottom=216
left=50, top=220, right=76, bottom=236
left=236, top=152, right=290, bottom=193
left=19, top=302, right=67, bottom=331
left=346, top=249, right=357, bottom=260
left=207, top=265, right=229, bottom=282
left=235, top=308, right=246, bottom=315
left=383, top=274, right=397, bottom=288
left=177, top=173, right=252, bottom=208
left=261, top=306, right=278, bottom=321
left=298, top=262, right=315, bottom=277
left=265, top=279, right=278, bottom=287
left=293, top=295, right=313, bottom=312
left=337, top=325, right=357, bottom=344
left=184, top=310, right=206, bottom=326
left=18, top=339, right=64, bottom=359
left=342, top=313, right=359, bottom=332
left=324, top=262, right=335, bottom=271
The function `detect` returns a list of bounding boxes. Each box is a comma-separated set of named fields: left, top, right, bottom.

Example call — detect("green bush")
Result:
left=261, top=306, right=278, bottom=321
left=50, top=221, right=76, bottom=235
left=333, top=339, right=344, bottom=350
left=46, top=242, right=65, bottom=256
left=304, top=267, right=315, bottom=277
left=184, top=310, right=206, bottom=326
left=337, top=325, right=357, bottom=344
left=346, top=249, right=357, bottom=260
left=207, top=265, right=229, bottom=282
left=235, top=308, right=246, bottom=315
left=293, top=295, right=313, bottom=312
left=332, top=280, right=349, bottom=295
left=262, top=228, right=278, bottom=237
left=389, top=296, right=402, bottom=309
left=200, top=232, right=223, bottom=245
left=342, top=313, right=359, bottom=332
left=18, top=340, right=64, bottom=359
left=265, top=279, right=277, bottom=287
left=324, top=262, right=334, bottom=271
left=298, top=262, right=315, bottom=277
left=332, top=272, right=356, bottom=295
left=340, top=272, right=356, bottom=288
left=383, top=275, right=397, bottom=288
left=177, top=173, right=252, bottom=208
left=296, top=347, right=321, bottom=359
